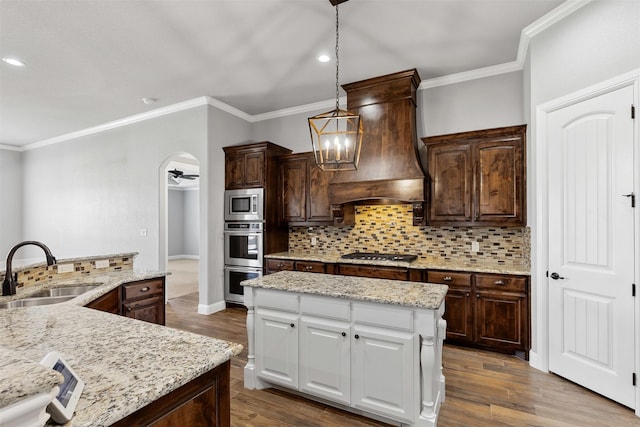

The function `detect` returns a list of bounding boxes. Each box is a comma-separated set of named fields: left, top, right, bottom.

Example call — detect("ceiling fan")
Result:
left=168, top=169, right=199, bottom=180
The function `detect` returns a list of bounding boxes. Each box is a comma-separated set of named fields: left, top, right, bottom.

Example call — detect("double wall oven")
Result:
left=224, top=189, right=264, bottom=304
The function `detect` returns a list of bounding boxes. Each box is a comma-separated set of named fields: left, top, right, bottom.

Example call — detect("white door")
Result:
left=548, top=84, right=636, bottom=408
left=299, top=316, right=351, bottom=405
left=351, top=324, right=415, bottom=423
left=255, top=308, right=299, bottom=389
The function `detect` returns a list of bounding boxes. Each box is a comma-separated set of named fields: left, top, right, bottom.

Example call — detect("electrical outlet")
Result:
left=311, top=236, right=317, bottom=246
left=95, top=259, right=109, bottom=269
left=57, top=263, right=74, bottom=274
left=471, top=241, right=480, bottom=252
left=139, top=228, right=148, bottom=237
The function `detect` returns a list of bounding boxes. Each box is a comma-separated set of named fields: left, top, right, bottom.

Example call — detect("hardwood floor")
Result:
left=166, top=293, right=639, bottom=426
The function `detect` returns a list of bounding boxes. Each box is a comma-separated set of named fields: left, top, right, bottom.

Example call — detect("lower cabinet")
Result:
left=86, top=277, right=166, bottom=326
left=255, top=308, right=299, bottom=389
left=427, top=270, right=529, bottom=358
left=246, top=289, right=444, bottom=426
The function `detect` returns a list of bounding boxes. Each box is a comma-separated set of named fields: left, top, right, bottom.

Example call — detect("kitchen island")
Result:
left=0, top=265, right=242, bottom=426
left=242, top=271, right=448, bottom=426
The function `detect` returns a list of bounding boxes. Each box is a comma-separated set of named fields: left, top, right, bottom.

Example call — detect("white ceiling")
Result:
left=0, top=0, right=566, bottom=148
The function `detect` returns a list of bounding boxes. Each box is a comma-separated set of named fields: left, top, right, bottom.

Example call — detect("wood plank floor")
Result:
left=166, top=293, right=639, bottom=426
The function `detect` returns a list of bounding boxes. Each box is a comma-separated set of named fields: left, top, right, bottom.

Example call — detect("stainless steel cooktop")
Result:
left=341, top=252, right=417, bottom=262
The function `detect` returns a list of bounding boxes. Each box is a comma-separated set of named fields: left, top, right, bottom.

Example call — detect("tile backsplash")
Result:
left=289, top=204, right=530, bottom=268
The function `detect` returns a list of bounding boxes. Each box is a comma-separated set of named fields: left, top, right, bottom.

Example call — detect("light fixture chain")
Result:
left=335, top=4, right=340, bottom=111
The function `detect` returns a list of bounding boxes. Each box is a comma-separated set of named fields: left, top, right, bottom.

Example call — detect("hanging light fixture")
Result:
left=308, top=2, right=363, bottom=171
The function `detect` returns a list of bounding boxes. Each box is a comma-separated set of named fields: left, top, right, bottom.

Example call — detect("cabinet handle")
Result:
left=306, top=265, right=313, bottom=270
left=476, top=293, right=480, bottom=298
left=494, top=280, right=505, bottom=286
left=341, top=332, right=346, bottom=337
left=140, top=286, right=150, bottom=292
left=465, top=292, right=470, bottom=297
left=443, top=276, right=453, bottom=282
left=290, top=323, right=295, bottom=328
left=354, top=334, right=360, bottom=339
left=277, top=263, right=284, bottom=268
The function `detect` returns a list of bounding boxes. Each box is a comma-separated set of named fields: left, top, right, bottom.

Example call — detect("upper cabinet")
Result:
left=423, top=125, right=526, bottom=227
left=280, top=152, right=332, bottom=225
left=223, top=142, right=291, bottom=190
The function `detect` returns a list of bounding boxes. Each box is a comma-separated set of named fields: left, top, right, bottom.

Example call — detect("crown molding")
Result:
left=13, top=0, right=590, bottom=151
left=22, top=97, right=211, bottom=151
left=517, top=0, right=592, bottom=65
left=0, top=144, right=23, bottom=152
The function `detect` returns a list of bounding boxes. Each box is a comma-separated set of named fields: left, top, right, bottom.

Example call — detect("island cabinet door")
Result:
left=255, top=308, right=299, bottom=389
left=299, top=316, right=351, bottom=406
left=351, top=325, right=415, bottom=424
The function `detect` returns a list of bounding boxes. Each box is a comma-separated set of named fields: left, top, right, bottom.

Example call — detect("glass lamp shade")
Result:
left=308, top=108, right=363, bottom=171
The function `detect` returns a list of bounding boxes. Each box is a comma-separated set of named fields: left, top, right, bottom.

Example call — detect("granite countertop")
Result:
left=0, top=271, right=243, bottom=426
left=265, top=251, right=530, bottom=276
left=242, top=270, right=448, bottom=310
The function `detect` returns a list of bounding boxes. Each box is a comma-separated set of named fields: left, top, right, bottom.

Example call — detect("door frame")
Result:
left=533, top=68, right=640, bottom=415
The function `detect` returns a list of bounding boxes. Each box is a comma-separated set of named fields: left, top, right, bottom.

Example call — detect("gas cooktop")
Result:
left=341, top=252, right=417, bottom=262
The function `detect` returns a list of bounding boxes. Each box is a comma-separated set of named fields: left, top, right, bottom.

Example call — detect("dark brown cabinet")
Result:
left=280, top=152, right=332, bottom=225
left=427, top=270, right=529, bottom=358
left=337, top=264, right=411, bottom=281
left=122, top=278, right=165, bottom=325
left=223, top=142, right=291, bottom=190
left=85, top=286, right=120, bottom=314
left=427, top=271, right=473, bottom=344
left=423, top=125, right=526, bottom=226
left=265, top=258, right=295, bottom=274
left=295, top=260, right=326, bottom=274
left=86, top=277, right=166, bottom=326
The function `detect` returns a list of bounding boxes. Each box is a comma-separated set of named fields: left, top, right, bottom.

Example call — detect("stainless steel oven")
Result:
left=224, top=265, right=262, bottom=304
left=224, top=188, right=263, bottom=222
left=224, top=222, right=263, bottom=268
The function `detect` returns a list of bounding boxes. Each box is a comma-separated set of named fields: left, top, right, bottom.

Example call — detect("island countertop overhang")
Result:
left=242, top=270, right=448, bottom=310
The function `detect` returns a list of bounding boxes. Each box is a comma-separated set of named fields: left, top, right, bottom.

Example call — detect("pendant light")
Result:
left=308, top=2, right=363, bottom=171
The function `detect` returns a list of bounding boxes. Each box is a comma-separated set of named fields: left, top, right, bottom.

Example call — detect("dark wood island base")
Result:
left=112, top=360, right=231, bottom=427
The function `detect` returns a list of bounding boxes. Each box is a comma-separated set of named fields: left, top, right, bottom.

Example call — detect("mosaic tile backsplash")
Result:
left=289, top=204, right=530, bottom=268
left=0, top=255, right=134, bottom=288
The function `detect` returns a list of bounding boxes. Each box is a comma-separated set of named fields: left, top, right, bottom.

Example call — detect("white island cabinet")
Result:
left=242, top=271, right=448, bottom=427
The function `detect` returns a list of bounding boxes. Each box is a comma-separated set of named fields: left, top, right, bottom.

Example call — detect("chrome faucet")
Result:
left=2, top=241, right=57, bottom=296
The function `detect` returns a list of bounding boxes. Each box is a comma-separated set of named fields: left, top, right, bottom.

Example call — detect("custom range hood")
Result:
left=328, top=69, right=427, bottom=225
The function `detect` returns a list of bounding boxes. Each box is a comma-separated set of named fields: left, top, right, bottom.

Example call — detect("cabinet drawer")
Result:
left=295, top=261, right=325, bottom=274
left=338, top=264, right=409, bottom=281
left=427, top=271, right=471, bottom=288
left=475, top=274, right=527, bottom=292
left=265, top=259, right=295, bottom=273
left=353, top=302, right=413, bottom=331
left=122, top=278, right=164, bottom=301
left=300, top=295, right=350, bottom=321
left=255, top=288, right=299, bottom=312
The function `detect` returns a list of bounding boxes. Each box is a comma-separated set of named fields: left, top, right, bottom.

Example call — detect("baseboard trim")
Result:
left=198, top=300, right=226, bottom=315
left=168, top=255, right=200, bottom=260
left=528, top=350, right=547, bottom=372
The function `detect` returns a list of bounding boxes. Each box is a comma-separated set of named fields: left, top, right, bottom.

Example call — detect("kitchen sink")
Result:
left=0, top=284, right=103, bottom=309
left=0, top=295, right=77, bottom=309
left=27, top=284, right=102, bottom=298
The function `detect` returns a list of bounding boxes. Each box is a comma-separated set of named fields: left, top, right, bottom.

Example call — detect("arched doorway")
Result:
left=159, top=153, right=200, bottom=304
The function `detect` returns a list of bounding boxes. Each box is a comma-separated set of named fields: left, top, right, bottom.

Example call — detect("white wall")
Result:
left=183, top=189, right=199, bottom=256
left=419, top=71, right=524, bottom=137
left=168, top=189, right=185, bottom=256
left=20, top=106, right=207, bottom=269
left=0, top=149, right=23, bottom=258
left=251, top=106, right=329, bottom=154
left=526, top=0, right=640, bottom=366
left=167, top=187, right=199, bottom=257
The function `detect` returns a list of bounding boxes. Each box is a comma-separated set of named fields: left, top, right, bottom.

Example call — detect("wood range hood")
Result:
left=328, top=69, right=427, bottom=225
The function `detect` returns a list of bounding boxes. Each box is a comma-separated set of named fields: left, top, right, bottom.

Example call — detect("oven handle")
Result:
left=224, top=231, right=263, bottom=237
left=225, top=265, right=263, bottom=273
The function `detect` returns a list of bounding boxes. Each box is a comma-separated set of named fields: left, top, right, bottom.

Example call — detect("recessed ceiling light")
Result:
left=142, top=97, right=157, bottom=105
left=318, top=54, right=331, bottom=63
left=2, top=57, right=25, bottom=67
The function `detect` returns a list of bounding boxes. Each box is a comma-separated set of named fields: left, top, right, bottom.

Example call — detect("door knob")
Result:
left=550, top=272, right=565, bottom=280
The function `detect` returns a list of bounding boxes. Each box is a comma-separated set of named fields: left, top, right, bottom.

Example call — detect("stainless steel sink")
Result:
left=27, top=284, right=102, bottom=298
left=0, top=284, right=102, bottom=309
left=0, top=295, right=77, bottom=309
